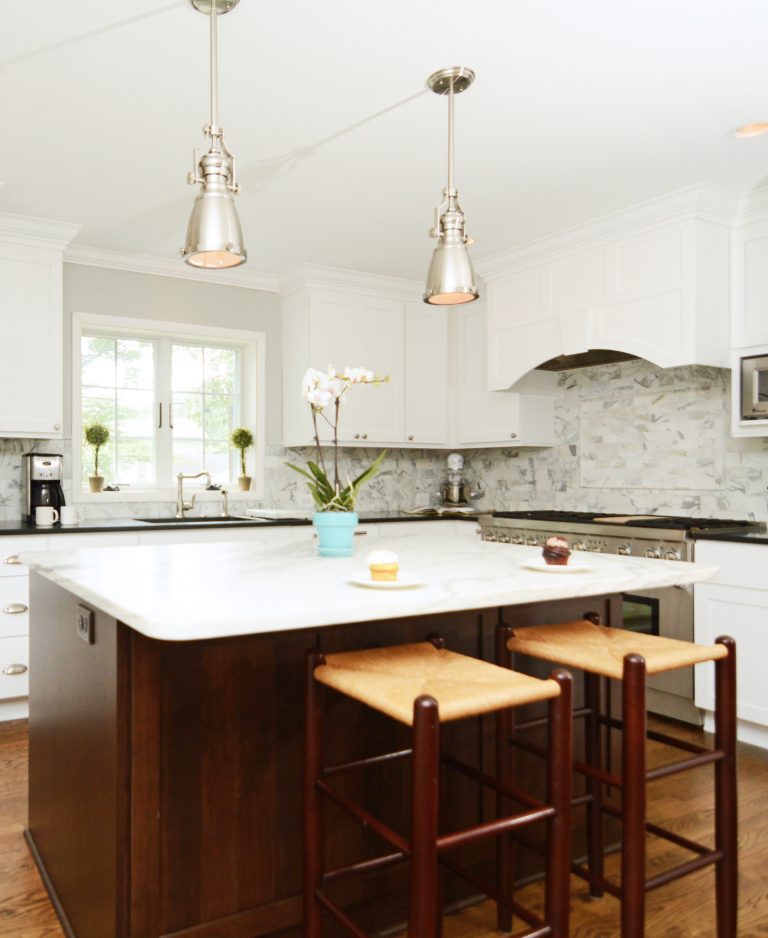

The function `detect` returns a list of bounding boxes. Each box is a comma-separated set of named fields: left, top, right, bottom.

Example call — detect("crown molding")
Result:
left=279, top=262, right=423, bottom=301
left=64, top=244, right=280, bottom=292
left=475, top=182, right=741, bottom=280
left=734, top=183, right=768, bottom=226
left=0, top=211, right=81, bottom=251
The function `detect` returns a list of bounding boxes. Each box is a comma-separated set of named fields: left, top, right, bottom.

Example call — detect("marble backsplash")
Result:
left=2, top=360, right=767, bottom=522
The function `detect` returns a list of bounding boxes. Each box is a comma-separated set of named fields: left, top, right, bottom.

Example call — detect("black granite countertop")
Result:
left=689, top=530, right=768, bottom=546
left=0, top=511, right=480, bottom=536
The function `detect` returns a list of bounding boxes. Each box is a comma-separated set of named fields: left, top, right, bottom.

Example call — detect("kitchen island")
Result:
left=22, top=523, right=718, bottom=938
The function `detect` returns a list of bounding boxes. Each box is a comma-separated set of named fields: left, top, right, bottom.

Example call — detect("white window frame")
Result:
left=72, top=312, right=266, bottom=503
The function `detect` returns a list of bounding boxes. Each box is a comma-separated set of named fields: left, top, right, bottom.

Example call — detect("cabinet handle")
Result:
left=54, top=423, right=61, bottom=431
left=3, top=604, right=28, bottom=615
left=354, top=433, right=360, bottom=440
left=362, top=433, right=368, bottom=440
left=2, top=663, right=27, bottom=676
left=408, top=435, right=414, bottom=441
left=158, top=402, right=163, bottom=429
left=510, top=432, right=518, bottom=439
left=2, top=556, right=21, bottom=565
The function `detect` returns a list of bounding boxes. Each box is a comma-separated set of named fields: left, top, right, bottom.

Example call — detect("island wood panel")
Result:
left=26, top=574, right=615, bottom=938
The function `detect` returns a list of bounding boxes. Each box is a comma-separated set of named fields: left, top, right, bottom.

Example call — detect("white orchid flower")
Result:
left=343, top=366, right=375, bottom=384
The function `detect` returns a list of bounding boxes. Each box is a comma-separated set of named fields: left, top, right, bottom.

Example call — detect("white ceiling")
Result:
left=3, top=0, right=768, bottom=282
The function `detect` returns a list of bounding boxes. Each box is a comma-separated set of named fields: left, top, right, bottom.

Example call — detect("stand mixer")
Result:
left=439, top=453, right=484, bottom=509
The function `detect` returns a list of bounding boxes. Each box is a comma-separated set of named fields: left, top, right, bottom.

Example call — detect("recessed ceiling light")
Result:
left=734, top=122, right=768, bottom=139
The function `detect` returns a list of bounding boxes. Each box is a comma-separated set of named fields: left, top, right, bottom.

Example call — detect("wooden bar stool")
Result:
left=498, top=617, right=737, bottom=938
left=304, top=637, right=574, bottom=937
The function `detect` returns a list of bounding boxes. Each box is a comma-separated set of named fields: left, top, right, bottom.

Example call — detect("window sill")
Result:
left=72, top=489, right=264, bottom=504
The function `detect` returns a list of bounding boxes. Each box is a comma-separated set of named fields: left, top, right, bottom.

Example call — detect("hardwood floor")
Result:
left=2, top=716, right=768, bottom=937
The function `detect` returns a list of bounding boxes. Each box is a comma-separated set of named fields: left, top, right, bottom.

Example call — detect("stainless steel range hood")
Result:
left=535, top=349, right=639, bottom=372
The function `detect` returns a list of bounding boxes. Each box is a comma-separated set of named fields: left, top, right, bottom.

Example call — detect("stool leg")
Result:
left=495, top=624, right=515, bottom=933
left=584, top=671, right=605, bottom=898
left=714, top=637, right=738, bottom=938
left=304, top=652, right=326, bottom=938
left=621, top=654, right=647, bottom=938
left=545, top=669, right=573, bottom=938
left=409, top=695, right=441, bottom=938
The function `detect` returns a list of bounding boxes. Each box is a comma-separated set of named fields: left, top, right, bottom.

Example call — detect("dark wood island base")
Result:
left=26, top=573, right=617, bottom=938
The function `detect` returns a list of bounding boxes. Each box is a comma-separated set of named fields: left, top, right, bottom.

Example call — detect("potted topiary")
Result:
left=230, top=427, right=254, bottom=491
left=84, top=422, right=110, bottom=493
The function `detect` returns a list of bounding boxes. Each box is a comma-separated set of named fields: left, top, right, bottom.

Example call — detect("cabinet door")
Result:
left=732, top=220, right=768, bottom=349
left=404, top=302, right=447, bottom=445
left=310, top=291, right=405, bottom=443
left=0, top=243, right=63, bottom=437
left=694, top=582, right=768, bottom=728
left=453, top=304, right=521, bottom=445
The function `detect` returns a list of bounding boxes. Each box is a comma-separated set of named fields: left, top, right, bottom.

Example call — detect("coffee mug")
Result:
left=60, top=506, right=79, bottom=526
left=35, top=506, right=59, bottom=526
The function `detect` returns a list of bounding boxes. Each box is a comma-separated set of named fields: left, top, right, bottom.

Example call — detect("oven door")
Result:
left=621, top=584, right=701, bottom=725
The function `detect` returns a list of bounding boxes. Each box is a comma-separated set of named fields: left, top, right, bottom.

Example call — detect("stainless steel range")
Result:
left=478, top=511, right=765, bottom=724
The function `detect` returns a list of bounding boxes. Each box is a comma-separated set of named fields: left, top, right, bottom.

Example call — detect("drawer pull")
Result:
left=3, top=604, right=28, bottom=615
left=2, top=555, right=21, bottom=565
left=2, top=663, right=27, bottom=676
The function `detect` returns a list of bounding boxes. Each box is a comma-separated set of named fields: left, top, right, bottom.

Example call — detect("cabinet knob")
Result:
left=2, top=555, right=21, bottom=565
left=408, top=435, right=414, bottom=441
left=362, top=433, right=368, bottom=440
left=2, top=663, right=27, bottom=676
left=54, top=423, right=61, bottom=431
left=510, top=432, right=518, bottom=439
left=2, top=604, right=28, bottom=615
left=354, top=433, right=360, bottom=440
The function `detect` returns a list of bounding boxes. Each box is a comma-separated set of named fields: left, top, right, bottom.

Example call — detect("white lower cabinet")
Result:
left=0, top=537, right=45, bottom=712
left=694, top=539, right=768, bottom=748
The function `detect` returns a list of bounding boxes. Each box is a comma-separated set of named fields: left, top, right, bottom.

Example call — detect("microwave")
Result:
left=741, top=354, right=768, bottom=420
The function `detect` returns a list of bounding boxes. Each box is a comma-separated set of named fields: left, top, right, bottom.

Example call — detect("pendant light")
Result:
left=423, top=66, right=479, bottom=305
left=181, top=0, right=246, bottom=269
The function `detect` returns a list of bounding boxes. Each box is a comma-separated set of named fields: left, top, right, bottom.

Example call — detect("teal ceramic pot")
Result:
left=312, top=511, right=359, bottom=557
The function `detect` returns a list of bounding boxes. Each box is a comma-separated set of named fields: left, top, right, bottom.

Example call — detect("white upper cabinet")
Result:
left=731, top=194, right=768, bottom=350
left=479, top=184, right=738, bottom=389
left=281, top=266, right=556, bottom=449
left=404, top=302, right=447, bottom=445
left=0, top=215, right=79, bottom=438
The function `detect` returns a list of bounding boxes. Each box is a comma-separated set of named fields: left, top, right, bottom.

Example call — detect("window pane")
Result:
left=173, top=439, right=205, bottom=477
left=116, top=339, right=154, bottom=390
left=117, top=389, right=154, bottom=438
left=116, top=439, right=154, bottom=485
left=204, top=441, right=230, bottom=483
left=82, top=336, right=116, bottom=387
left=172, top=345, right=203, bottom=392
left=204, top=394, right=236, bottom=440
left=204, top=347, right=237, bottom=395
left=172, top=393, right=204, bottom=438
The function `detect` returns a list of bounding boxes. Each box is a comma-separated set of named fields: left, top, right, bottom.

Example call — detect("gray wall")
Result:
left=63, top=264, right=282, bottom=441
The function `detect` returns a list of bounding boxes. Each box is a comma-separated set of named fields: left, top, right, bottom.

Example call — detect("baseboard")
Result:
left=24, top=829, right=77, bottom=938
left=703, top=712, right=768, bottom=750
left=0, top=697, right=28, bottom=722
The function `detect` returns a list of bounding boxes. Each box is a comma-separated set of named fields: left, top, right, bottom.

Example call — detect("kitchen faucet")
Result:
left=176, top=471, right=212, bottom=518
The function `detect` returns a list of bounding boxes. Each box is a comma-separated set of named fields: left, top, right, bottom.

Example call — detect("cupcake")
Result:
left=367, top=549, right=399, bottom=581
left=542, top=536, right=571, bottom=566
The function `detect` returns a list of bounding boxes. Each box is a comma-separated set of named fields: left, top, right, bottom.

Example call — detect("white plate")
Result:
left=348, top=572, right=426, bottom=590
left=520, top=559, right=594, bottom=574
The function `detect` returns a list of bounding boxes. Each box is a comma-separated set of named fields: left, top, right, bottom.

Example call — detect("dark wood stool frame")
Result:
left=303, top=637, right=574, bottom=938
left=496, top=617, right=738, bottom=938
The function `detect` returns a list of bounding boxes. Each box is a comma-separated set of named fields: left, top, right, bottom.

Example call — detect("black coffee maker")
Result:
left=22, top=454, right=66, bottom=523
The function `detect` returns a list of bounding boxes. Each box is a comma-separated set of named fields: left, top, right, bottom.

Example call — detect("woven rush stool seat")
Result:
left=304, top=638, right=574, bottom=938
left=498, top=616, right=737, bottom=938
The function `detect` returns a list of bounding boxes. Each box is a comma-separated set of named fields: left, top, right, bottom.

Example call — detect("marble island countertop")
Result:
left=22, top=525, right=719, bottom=642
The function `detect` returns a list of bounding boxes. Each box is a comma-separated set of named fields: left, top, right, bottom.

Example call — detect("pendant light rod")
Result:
left=447, top=75, right=454, bottom=193
left=209, top=0, right=219, bottom=130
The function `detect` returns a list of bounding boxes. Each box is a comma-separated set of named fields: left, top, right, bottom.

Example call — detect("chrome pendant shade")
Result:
left=181, top=0, right=246, bottom=269
left=423, top=66, right=479, bottom=306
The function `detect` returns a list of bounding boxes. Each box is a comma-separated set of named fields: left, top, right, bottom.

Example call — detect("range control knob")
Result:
left=616, top=545, right=632, bottom=556
left=526, top=535, right=540, bottom=546
left=485, top=533, right=497, bottom=542
left=644, top=548, right=661, bottom=559
left=571, top=541, right=586, bottom=552
left=664, top=550, right=681, bottom=561
left=511, top=534, right=524, bottom=545
left=497, top=533, right=510, bottom=543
